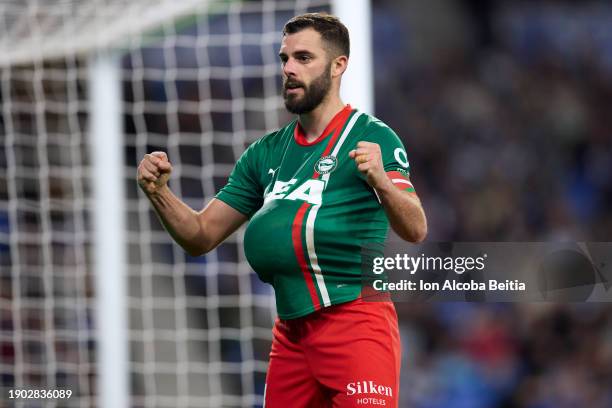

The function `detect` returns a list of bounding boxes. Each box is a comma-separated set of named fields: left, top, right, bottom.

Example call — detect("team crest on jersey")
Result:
left=314, top=155, right=338, bottom=174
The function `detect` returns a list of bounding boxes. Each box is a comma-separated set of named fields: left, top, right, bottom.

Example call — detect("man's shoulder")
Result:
left=351, top=112, right=399, bottom=142
left=247, top=120, right=296, bottom=152
left=354, top=112, right=395, bottom=133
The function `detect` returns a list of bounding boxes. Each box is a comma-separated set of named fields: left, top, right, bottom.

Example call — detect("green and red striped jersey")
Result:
left=216, top=105, right=416, bottom=319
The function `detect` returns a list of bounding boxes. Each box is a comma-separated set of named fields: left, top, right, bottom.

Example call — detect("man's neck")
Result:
left=298, top=96, right=346, bottom=143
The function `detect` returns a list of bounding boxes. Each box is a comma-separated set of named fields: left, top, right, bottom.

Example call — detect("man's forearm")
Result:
left=375, top=180, right=427, bottom=243
left=146, top=185, right=205, bottom=256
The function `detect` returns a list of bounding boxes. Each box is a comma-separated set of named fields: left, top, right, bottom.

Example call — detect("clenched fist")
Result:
left=137, top=151, right=172, bottom=195
left=349, top=141, right=389, bottom=190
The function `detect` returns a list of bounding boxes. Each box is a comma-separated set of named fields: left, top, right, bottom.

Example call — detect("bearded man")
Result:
left=137, top=13, right=427, bottom=408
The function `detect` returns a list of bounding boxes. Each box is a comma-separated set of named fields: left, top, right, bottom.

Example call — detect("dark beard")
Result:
left=283, top=64, right=332, bottom=114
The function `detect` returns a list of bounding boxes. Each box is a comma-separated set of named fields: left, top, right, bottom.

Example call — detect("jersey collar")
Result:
left=293, top=104, right=353, bottom=146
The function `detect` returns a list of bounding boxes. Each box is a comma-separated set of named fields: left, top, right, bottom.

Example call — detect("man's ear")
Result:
left=331, top=55, right=348, bottom=78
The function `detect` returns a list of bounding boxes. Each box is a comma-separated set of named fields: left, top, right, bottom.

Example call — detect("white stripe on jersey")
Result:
left=322, top=111, right=363, bottom=184
left=307, top=111, right=363, bottom=307
left=305, top=205, right=329, bottom=306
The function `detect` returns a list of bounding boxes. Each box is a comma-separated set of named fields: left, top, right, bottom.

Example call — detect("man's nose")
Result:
left=282, top=58, right=297, bottom=78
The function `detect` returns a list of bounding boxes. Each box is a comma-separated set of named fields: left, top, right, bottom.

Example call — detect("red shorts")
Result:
left=263, top=297, right=401, bottom=408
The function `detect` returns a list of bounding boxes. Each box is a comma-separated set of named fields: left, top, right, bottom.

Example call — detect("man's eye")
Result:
left=299, top=56, right=311, bottom=62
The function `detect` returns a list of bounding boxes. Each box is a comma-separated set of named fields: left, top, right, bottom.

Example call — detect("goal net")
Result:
left=0, top=1, right=332, bottom=407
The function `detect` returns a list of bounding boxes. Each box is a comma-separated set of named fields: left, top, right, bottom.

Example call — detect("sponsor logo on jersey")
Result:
left=264, top=179, right=324, bottom=205
left=393, top=148, right=409, bottom=168
left=346, top=380, right=393, bottom=397
left=314, top=155, right=338, bottom=175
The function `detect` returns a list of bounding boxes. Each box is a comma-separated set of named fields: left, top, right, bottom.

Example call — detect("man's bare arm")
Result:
left=372, top=181, right=427, bottom=243
left=350, top=142, right=427, bottom=243
left=137, top=151, right=248, bottom=256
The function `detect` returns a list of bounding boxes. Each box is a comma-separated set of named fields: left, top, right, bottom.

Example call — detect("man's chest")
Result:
left=261, top=140, right=363, bottom=207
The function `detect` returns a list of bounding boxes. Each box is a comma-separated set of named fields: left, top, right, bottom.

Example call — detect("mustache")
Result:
left=284, top=79, right=305, bottom=89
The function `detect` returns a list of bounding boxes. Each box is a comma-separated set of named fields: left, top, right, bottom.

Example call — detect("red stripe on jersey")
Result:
left=294, top=104, right=352, bottom=147
left=312, top=108, right=353, bottom=179
left=319, top=107, right=352, bottom=158
left=292, top=202, right=321, bottom=311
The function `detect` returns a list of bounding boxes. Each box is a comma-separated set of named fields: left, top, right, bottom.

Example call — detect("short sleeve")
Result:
left=215, top=143, right=264, bottom=218
left=370, top=126, right=416, bottom=193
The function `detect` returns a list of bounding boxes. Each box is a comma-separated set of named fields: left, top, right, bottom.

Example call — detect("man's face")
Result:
left=279, top=28, right=333, bottom=114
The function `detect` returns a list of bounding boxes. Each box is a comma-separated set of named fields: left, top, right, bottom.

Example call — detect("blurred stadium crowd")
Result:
left=376, top=1, right=612, bottom=407
left=375, top=0, right=612, bottom=241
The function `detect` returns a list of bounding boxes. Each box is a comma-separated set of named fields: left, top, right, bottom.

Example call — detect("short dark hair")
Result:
left=283, top=13, right=350, bottom=58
